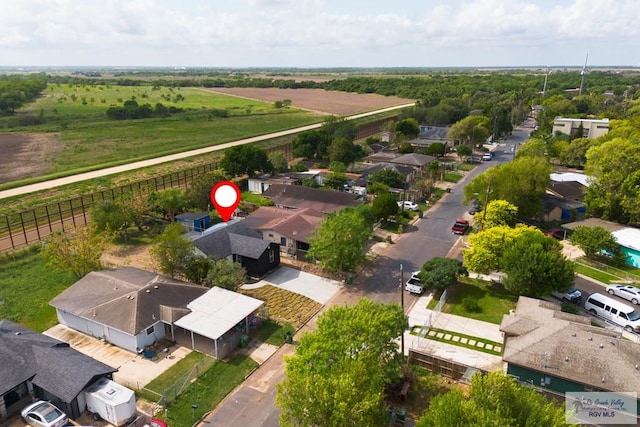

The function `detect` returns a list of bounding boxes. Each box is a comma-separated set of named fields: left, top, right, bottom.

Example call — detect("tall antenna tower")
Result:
left=579, top=54, right=588, bottom=96
left=542, top=66, right=551, bottom=97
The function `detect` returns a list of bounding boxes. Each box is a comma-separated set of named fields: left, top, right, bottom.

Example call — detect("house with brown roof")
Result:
left=500, top=297, right=640, bottom=417
left=50, top=268, right=209, bottom=353
left=547, top=181, right=586, bottom=202
left=242, top=206, right=325, bottom=257
left=261, top=184, right=359, bottom=213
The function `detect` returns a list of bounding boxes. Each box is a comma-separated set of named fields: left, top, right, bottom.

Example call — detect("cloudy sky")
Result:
left=2, top=0, right=638, bottom=68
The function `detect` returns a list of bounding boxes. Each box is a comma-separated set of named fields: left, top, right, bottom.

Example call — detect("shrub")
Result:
left=561, top=301, right=580, bottom=314
left=462, top=297, right=481, bottom=313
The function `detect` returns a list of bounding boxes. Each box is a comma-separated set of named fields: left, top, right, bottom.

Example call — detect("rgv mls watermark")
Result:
left=566, top=392, right=638, bottom=425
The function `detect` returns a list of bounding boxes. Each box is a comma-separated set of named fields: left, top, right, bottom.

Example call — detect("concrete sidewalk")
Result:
left=403, top=293, right=505, bottom=372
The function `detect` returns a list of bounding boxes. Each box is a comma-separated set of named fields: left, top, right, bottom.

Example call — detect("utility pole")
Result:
left=400, top=263, right=405, bottom=357
left=481, top=176, right=493, bottom=230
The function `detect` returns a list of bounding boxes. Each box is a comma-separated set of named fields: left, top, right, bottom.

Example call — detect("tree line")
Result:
left=0, top=74, right=48, bottom=114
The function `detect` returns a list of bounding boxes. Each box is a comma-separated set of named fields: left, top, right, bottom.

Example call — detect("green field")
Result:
left=1, top=84, right=323, bottom=178
left=0, top=247, right=76, bottom=332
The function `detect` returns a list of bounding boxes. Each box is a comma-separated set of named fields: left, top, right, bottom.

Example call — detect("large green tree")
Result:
left=416, top=371, right=570, bottom=427
left=308, top=209, right=371, bottom=274
left=276, top=299, right=406, bottom=427
left=368, top=168, right=406, bottom=189
left=220, top=145, right=273, bottom=177
left=184, top=170, right=228, bottom=211
left=371, top=192, right=399, bottom=222
left=463, top=225, right=539, bottom=274
left=150, top=223, right=194, bottom=278
left=447, top=115, right=491, bottom=147
left=584, top=137, right=640, bottom=223
left=41, top=225, right=109, bottom=279
left=417, top=257, right=468, bottom=290
left=292, top=130, right=332, bottom=159
left=203, top=259, right=247, bottom=290
left=473, top=200, right=518, bottom=229
left=394, top=118, right=420, bottom=140
left=91, top=199, right=132, bottom=239
left=463, top=156, right=551, bottom=219
left=328, top=137, right=359, bottom=165
left=150, top=188, right=187, bottom=223
left=569, top=225, right=619, bottom=259
left=501, top=231, right=575, bottom=297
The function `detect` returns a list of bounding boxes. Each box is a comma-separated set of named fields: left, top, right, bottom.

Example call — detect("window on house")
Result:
left=146, top=326, right=154, bottom=335
left=280, top=237, right=287, bottom=246
left=268, top=233, right=274, bottom=238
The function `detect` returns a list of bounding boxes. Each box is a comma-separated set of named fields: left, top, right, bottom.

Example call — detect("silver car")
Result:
left=21, top=400, right=68, bottom=427
left=606, top=284, right=640, bottom=305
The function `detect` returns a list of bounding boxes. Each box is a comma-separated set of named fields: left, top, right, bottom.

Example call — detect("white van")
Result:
left=584, top=293, right=640, bottom=332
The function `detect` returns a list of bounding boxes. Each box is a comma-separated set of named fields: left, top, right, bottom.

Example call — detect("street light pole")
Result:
left=400, top=263, right=405, bottom=357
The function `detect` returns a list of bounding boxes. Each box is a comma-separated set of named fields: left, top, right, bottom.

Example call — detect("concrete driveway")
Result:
left=44, top=324, right=192, bottom=390
left=242, top=266, right=342, bottom=304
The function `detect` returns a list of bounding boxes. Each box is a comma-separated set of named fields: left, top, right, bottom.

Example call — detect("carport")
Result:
left=174, top=287, right=264, bottom=359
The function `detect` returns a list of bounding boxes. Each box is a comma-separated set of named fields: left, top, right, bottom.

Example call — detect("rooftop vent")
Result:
left=571, top=333, right=576, bottom=337
left=154, top=285, right=159, bottom=289
left=565, top=356, right=569, bottom=362
left=14, top=332, right=21, bottom=335
left=146, top=289, right=151, bottom=293
left=602, top=377, right=606, bottom=383
left=599, top=343, right=604, bottom=349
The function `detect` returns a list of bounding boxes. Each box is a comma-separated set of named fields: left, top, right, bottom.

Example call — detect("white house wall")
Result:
left=135, top=322, right=165, bottom=350
left=56, top=310, right=137, bottom=352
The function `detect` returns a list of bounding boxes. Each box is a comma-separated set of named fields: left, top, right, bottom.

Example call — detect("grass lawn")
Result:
left=456, top=163, right=476, bottom=172
left=0, top=247, right=76, bottom=332
left=443, top=172, right=463, bottom=183
left=253, top=319, right=294, bottom=346
left=442, top=278, right=518, bottom=324
left=163, top=354, right=258, bottom=427
left=574, top=262, right=620, bottom=284
left=138, top=352, right=216, bottom=401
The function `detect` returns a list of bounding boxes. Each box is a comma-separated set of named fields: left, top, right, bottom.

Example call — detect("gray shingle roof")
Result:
left=49, top=267, right=208, bottom=335
left=261, top=184, right=359, bottom=213
left=389, top=153, right=436, bottom=167
left=192, top=221, right=268, bottom=260
left=0, top=320, right=116, bottom=401
left=500, top=297, right=640, bottom=392
left=242, top=206, right=325, bottom=243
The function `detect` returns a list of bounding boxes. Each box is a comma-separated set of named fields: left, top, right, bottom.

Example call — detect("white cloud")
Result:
left=0, top=0, right=637, bottom=66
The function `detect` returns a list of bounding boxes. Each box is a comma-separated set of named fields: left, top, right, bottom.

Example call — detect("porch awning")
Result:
left=174, top=287, right=264, bottom=340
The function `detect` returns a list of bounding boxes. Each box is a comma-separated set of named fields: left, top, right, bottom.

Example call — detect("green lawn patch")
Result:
left=139, top=352, right=215, bottom=401
left=163, top=354, right=258, bottom=427
left=574, top=262, right=620, bottom=284
left=456, top=163, right=475, bottom=171
left=253, top=319, right=294, bottom=346
left=0, top=247, right=76, bottom=332
left=442, top=278, right=518, bottom=324
left=443, top=172, right=463, bottom=183
left=410, top=326, right=502, bottom=356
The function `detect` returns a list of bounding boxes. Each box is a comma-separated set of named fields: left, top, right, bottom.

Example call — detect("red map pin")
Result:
left=210, top=181, right=241, bottom=222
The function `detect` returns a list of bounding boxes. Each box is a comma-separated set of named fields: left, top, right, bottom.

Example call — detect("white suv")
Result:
left=606, top=284, right=640, bottom=305
left=397, top=201, right=419, bottom=211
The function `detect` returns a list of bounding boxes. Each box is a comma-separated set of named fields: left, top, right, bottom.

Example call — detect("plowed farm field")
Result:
left=201, top=87, right=415, bottom=115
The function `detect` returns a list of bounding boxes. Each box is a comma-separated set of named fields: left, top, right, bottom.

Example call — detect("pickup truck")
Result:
left=451, top=219, right=470, bottom=235
left=405, top=271, right=424, bottom=295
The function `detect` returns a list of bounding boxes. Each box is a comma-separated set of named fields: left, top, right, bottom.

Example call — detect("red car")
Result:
left=145, top=419, right=168, bottom=427
left=451, top=219, right=470, bottom=235
left=545, top=228, right=566, bottom=240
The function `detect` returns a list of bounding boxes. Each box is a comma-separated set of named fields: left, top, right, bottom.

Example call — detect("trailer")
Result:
left=84, top=378, right=137, bottom=426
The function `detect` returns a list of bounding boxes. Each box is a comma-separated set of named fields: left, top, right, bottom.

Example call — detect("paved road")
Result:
left=198, top=125, right=530, bottom=427
left=0, top=104, right=415, bottom=201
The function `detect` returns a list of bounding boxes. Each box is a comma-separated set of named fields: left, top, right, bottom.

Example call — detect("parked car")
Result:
left=397, top=201, right=419, bottom=211
left=21, top=401, right=68, bottom=427
left=482, top=152, right=493, bottom=161
left=545, top=228, right=566, bottom=240
left=451, top=219, right=470, bottom=235
left=145, top=419, right=169, bottom=427
left=405, top=271, right=424, bottom=295
left=468, top=200, right=481, bottom=215
left=584, top=293, right=640, bottom=332
left=606, top=284, right=640, bottom=305
left=552, top=287, right=582, bottom=303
